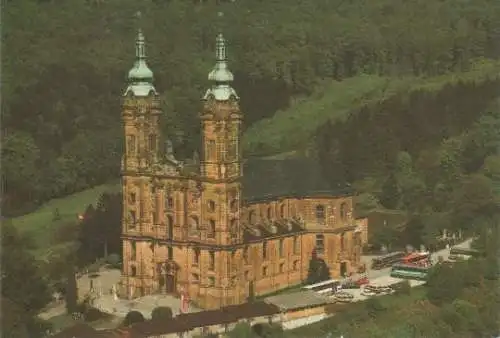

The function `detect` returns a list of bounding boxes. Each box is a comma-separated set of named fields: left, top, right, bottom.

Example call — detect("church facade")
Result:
left=119, top=30, right=368, bottom=309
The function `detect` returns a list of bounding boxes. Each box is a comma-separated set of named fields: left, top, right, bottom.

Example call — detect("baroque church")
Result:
left=119, top=29, right=368, bottom=309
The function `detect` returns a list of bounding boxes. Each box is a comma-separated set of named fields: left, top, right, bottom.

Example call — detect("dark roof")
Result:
left=242, top=159, right=352, bottom=202
left=50, top=323, right=98, bottom=338
left=128, top=301, right=281, bottom=336
left=243, top=218, right=304, bottom=242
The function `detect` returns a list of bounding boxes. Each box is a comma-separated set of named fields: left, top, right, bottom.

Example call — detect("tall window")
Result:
left=262, top=241, right=268, bottom=260
left=207, top=200, right=216, bottom=213
left=167, top=215, right=174, bottom=238
left=127, top=135, right=136, bottom=155
left=129, top=210, right=136, bottom=224
left=216, top=141, right=224, bottom=161
left=168, top=247, right=173, bottom=260
left=279, top=239, right=284, bottom=258
left=131, top=265, right=137, bottom=277
left=193, top=248, right=200, bottom=265
left=209, top=251, right=215, bottom=270
left=316, top=205, right=325, bottom=224
left=129, top=192, right=136, bottom=204
left=243, top=247, right=249, bottom=264
left=152, top=212, right=157, bottom=225
left=316, top=234, right=325, bottom=254
left=340, top=233, right=345, bottom=251
left=293, top=236, right=299, bottom=254
left=148, top=134, right=156, bottom=152
left=208, top=220, right=216, bottom=238
left=248, top=210, right=256, bottom=224
left=165, top=196, right=174, bottom=210
left=340, top=203, right=347, bottom=220
left=280, top=204, right=285, bottom=218
left=267, top=207, right=272, bottom=219
left=131, top=241, right=136, bottom=261
left=207, top=140, right=216, bottom=161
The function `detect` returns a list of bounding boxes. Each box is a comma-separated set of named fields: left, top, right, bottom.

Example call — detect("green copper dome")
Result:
left=204, top=33, right=238, bottom=101
left=124, top=29, right=156, bottom=97
left=128, top=29, right=153, bottom=82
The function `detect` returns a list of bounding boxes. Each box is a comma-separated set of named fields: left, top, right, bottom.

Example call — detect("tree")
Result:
left=65, top=265, right=78, bottom=314
left=1, top=222, right=53, bottom=337
left=426, top=264, right=465, bottom=305
left=228, top=322, right=254, bottom=338
left=151, top=306, right=173, bottom=322
left=123, top=311, right=145, bottom=327
left=306, top=253, right=330, bottom=285
left=1, top=222, right=51, bottom=313
left=379, top=173, right=400, bottom=209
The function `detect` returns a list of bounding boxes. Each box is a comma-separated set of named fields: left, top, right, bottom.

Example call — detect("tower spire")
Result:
left=204, top=32, right=238, bottom=101
left=124, top=21, right=156, bottom=96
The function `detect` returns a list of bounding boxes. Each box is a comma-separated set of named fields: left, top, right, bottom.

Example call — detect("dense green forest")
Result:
left=3, top=0, right=500, bottom=217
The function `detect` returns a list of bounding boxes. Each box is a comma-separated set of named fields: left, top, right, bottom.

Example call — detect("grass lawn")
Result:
left=243, top=59, right=500, bottom=157
left=11, top=182, right=120, bottom=250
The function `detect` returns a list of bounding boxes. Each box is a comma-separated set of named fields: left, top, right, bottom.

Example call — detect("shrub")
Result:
left=151, top=306, right=173, bottom=322
left=123, top=311, right=145, bottom=327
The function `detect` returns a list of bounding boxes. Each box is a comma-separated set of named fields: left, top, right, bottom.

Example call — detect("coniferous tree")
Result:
left=380, top=173, right=400, bottom=209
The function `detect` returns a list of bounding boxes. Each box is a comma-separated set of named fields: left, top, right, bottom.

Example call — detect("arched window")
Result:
left=280, top=204, right=285, bottom=218
left=207, top=200, right=216, bottom=213
left=208, top=219, right=216, bottom=238
left=230, top=199, right=238, bottom=213
left=248, top=210, right=257, bottom=224
left=189, top=216, right=199, bottom=234
left=230, top=219, right=237, bottom=238
left=193, top=248, right=200, bottom=265
left=340, top=203, right=347, bottom=220
left=315, top=205, right=325, bottom=224
left=131, top=265, right=137, bottom=277
left=262, top=241, right=268, bottom=259
left=267, top=207, right=272, bottom=219
left=340, top=232, right=346, bottom=251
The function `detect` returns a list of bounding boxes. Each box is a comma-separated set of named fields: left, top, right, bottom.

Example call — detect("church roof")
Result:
left=242, top=158, right=353, bottom=203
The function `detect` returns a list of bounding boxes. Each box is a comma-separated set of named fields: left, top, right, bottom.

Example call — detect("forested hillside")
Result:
left=3, top=0, right=500, bottom=216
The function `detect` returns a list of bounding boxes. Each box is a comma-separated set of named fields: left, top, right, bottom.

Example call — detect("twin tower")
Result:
left=120, top=29, right=247, bottom=307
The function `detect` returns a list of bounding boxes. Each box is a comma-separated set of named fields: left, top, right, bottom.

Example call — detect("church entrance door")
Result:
left=166, top=274, right=176, bottom=293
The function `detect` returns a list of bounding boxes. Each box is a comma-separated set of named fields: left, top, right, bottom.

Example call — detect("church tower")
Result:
left=120, top=29, right=162, bottom=298
left=200, top=33, right=243, bottom=246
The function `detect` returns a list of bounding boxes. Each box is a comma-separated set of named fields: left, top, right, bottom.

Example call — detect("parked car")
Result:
left=335, top=292, right=354, bottom=303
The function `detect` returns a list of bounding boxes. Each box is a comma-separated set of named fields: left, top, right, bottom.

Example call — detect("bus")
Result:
left=402, top=252, right=431, bottom=266
left=371, top=251, right=406, bottom=270
left=390, top=263, right=429, bottom=281
left=303, top=279, right=340, bottom=293
left=449, top=247, right=482, bottom=258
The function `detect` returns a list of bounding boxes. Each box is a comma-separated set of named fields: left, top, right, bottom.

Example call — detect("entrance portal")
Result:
left=157, top=260, right=178, bottom=294
left=340, top=262, right=347, bottom=277
left=166, top=274, right=176, bottom=293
